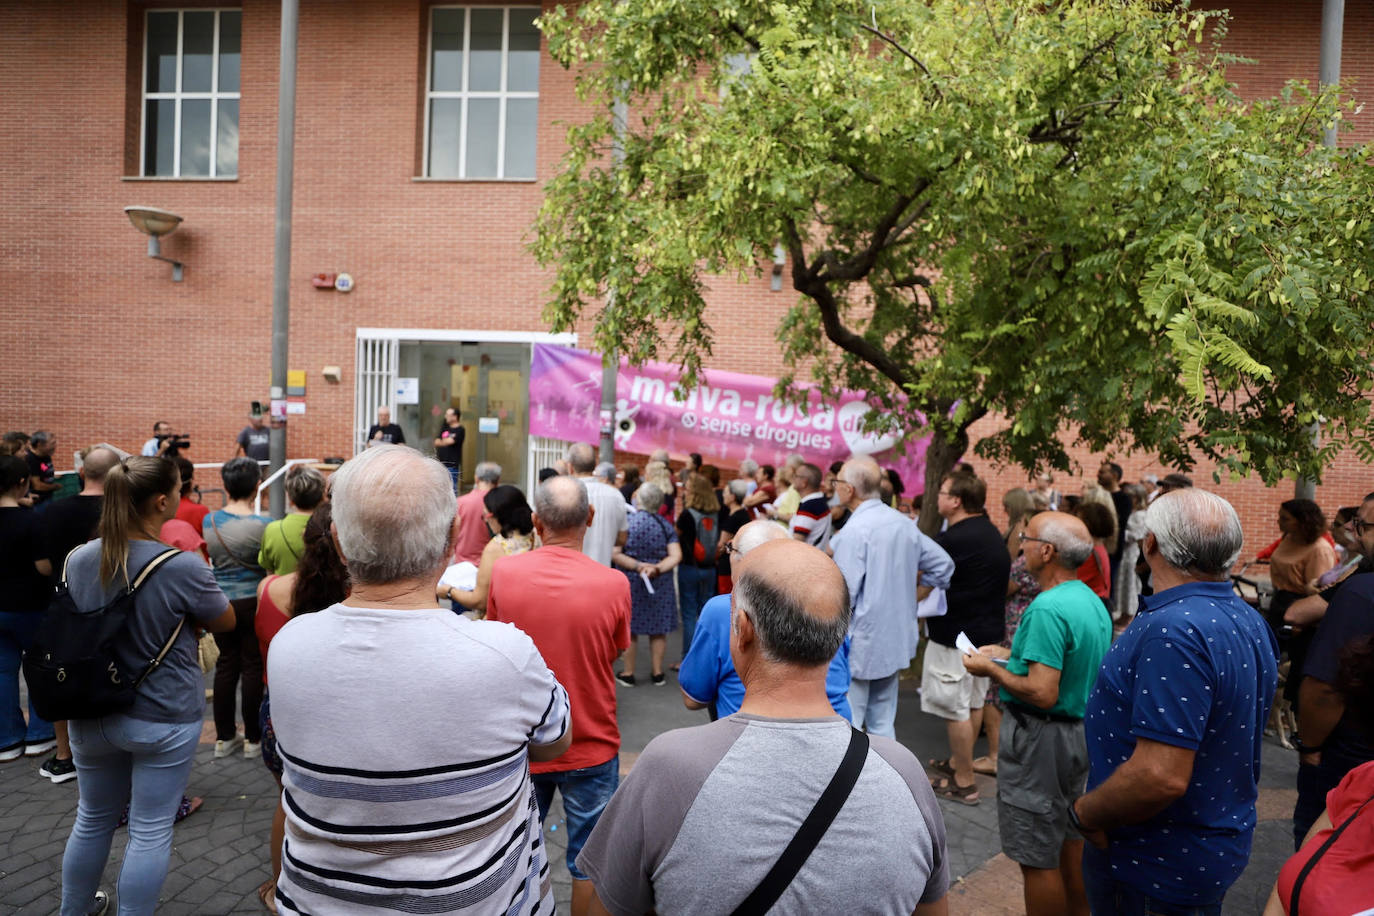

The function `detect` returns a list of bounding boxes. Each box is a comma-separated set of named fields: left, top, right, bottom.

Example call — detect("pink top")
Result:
left=452, top=488, right=490, bottom=565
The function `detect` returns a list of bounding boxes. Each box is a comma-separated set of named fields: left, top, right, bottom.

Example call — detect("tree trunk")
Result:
left=917, top=423, right=971, bottom=535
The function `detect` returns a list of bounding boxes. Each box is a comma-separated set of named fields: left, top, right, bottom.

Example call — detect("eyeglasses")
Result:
left=1018, top=532, right=1055, bottom=548
left=1349, top=519, right=1374, bottom=536
left=937, top=490, right=953, bottom=498
left=724, top=542, right=742, bottom=559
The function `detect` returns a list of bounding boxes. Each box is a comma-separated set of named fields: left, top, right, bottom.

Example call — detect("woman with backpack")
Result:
left=59, top=456, right=233, bottom=916
left=676, top=473, right=720, bottom=664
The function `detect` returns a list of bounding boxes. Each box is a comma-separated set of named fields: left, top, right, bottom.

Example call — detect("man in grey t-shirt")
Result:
left=579, top=540, right=949, bottom=916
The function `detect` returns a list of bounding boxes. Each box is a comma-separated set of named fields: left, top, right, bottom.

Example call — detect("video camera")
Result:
left=155, top=433, right=191, bottom=455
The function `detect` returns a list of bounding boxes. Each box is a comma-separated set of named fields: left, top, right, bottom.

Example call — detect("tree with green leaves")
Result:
left=533, top=0, right=1373, bottom=528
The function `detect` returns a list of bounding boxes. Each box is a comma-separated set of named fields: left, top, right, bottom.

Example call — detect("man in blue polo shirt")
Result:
left=680, top=519, right=851, bottom=720
left=1073, top=488, right=1278, bottom=915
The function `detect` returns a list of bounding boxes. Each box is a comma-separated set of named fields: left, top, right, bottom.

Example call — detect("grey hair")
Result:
left=474, top=461, right=502, bottom=484
left=634, top=482, right=665, bottom=513
left=726, top=479, right=750, bottom=504
left=840, top=458, right=882, bottom=500
left=784, top=453, right=805, bottom=469
left=739, top=459, right=759, bottom=476
left=594, top=462, right=617, bottom=484
left=30, top=430, right=53, bottom=446
left=566, top=442, right=596, bottom=474
left=285, top=464, right=326, bottom=511
left=733, top=519, right=789, bottom=556
left=1145, top=488, right=1243, bottom=579
left=793, top=463, right=822, bottom=491
left=534, top=475, right=590, bottom=532
left=1036, top=514, right=1094, bottom=569
left=650, top=449, right=670, bottom=464
left=329, top=445, right=455, bottom=585
left=734, top=562, right=851, bottom=666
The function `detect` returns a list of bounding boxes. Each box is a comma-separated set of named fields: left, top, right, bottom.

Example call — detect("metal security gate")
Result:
left=355, top=336, right=398, bottom=454
left=527, top=436, right=572, bottom=495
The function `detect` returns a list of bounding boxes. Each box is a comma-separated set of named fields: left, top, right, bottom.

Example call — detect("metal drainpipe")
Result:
left=268, top=0, right=299, bottom=519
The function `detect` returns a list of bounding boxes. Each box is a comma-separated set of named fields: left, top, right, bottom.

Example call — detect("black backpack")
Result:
left=687, top=508, right=719, bottom=566
left=23, top=548, right=185, bottom=722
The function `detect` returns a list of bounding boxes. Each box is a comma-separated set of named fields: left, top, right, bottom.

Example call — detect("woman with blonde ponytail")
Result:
left=59, top=456, right=233, bottom=916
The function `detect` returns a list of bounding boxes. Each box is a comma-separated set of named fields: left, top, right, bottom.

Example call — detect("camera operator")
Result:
left=141, top=421, right=190, bottom=458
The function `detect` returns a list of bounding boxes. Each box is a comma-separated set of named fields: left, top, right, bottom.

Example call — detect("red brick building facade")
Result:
left=0, top=0, right=1369, bottom=547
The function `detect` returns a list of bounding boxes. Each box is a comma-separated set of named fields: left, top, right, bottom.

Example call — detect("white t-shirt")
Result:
left=580, top=477, right=629, bottom=566
left=268, top=604, right=570, bottom=915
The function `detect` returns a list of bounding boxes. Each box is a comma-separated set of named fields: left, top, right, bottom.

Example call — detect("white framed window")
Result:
left=142, top=9, right=241, bottom=178
left=424, top=6, right=540, bottom=180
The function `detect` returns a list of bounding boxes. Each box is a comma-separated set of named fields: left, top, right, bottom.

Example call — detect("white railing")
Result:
left=254, top=459, right=321, bottom=516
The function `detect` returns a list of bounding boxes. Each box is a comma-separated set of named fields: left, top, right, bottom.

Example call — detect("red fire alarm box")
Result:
left=312, top=273, right=337, bottom=288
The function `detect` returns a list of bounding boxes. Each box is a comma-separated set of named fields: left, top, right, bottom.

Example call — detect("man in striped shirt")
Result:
left=787, top=462, right=832, bottom=551
left=268, top=446, right=572, bottom=915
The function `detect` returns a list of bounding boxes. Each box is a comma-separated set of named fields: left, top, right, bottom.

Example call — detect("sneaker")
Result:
left=0, top=741, right=22, bottom=762
left=651, top=673, right=666, bottom=686
left=243, top=740, right=262, bottom=758
left=24, top=738, right=58, bottom=757
left=214, top=735, right=244, bottom=758
left=40, top=755, right=77, bottom=784
left=615, top=673, right=636, bottom=687
left=87, top=890, right=110, bottom=915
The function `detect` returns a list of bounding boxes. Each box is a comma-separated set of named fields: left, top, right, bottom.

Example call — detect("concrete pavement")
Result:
left=2, top=642, right=1299, bottom=915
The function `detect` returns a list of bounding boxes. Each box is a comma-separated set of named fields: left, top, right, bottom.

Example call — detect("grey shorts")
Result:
left=997, top=709, right=1089, bottom=870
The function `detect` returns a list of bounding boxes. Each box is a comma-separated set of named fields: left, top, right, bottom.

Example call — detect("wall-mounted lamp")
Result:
left=123, top=206, right=185, bottom=281
left=771, top=243, right=786, bottom=292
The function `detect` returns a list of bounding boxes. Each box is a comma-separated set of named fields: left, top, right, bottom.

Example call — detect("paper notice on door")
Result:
left=955, top=631, right=978, bottom=657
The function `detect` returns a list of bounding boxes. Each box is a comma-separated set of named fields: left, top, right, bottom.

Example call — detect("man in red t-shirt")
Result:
left=487, top=474, right=631, bottom=916
left=452, top=461, right=500, bottom=564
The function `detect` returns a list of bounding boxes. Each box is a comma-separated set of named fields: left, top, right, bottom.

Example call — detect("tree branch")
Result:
left=727, top=22, right=760, bottom=52
left=807, top=281, right=912, bottom=389
left=859, top=24, right=944, bottom=101
left=821, top=178, right=933, bottom=281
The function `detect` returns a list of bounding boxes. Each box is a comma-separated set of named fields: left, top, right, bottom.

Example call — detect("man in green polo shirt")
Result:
left=963, top=510, right=1112, bottom=916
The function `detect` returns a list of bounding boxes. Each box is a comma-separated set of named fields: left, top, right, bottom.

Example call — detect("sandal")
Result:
left=925, top=758, right=956, bottom=778
left=971, top=756, right=998, bottom=777
left=930, top=776, right=980, bottom=806
left=257, top=879, right=279, bottom=915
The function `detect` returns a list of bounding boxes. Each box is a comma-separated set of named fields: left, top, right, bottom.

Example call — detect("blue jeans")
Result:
left=677, top=565, right=716, bottom=657
left=0, top=610, right=54, bottom=751
left=1082, top=845, right=1223, bottom=915
left=532, top=756, right=619, bottom=881
left=849, top=673, right=900, bottom=738
left=444, top=464, right=461, bottom=493
left=61, top=715, right=202, bottom=916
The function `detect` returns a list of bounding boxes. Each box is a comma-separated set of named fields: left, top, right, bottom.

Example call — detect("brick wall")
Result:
left=0, top=0, right=1367, bottom=554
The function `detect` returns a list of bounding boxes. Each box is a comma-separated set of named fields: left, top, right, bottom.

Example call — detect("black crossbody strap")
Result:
left=730, top=727, right=869, bottom=916
left=1290, top=791, right=1374, bottom=916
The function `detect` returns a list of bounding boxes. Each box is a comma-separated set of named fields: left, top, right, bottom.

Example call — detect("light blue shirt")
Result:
left=830, top=499, right=954, bottom=680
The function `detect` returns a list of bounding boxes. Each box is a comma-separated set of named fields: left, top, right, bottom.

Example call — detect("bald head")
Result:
left=566, top=442, right=597, bottom=475
left=1030, top=511, right=1094, bottom=569
left=82, top=446, right=121, bottom=484
left=733, top=518, right=790, bottom=557
left=839, top=457, right=882, bottom=500
left=534, top=475, right=591, bottom=533
left=733, top=539, right=851, bottom=666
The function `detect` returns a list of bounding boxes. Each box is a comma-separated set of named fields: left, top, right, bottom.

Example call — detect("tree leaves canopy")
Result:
left=533, top=0, right=1374, bottom=493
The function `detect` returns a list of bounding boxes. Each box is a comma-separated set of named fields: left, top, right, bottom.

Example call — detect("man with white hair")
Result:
left=267, top=446, right=571, bottom=916
left=568, top=442, right=628, bottom=566
left=366, top=405, right=405, bottom=447
left=1073, top=488, right=1278, bottom=914
left=679, top=519, right=851, bottom=719
left=487, top=475, right=631, bottom=916
left=831, top=457, right=954, bottom=738
left=964, top=511, right=1111, bottom=916
left=452, top=461, right=500, bottom=564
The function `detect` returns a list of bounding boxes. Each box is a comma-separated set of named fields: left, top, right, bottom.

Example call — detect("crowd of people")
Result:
left=1, top=423, right=1372, bottom=915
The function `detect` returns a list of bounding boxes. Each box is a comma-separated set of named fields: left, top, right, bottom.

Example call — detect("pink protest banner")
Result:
left=529, top=345, right=934, bottom=492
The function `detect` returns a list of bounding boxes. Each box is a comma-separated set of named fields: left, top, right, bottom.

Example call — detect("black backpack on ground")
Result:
left=23, top=548, right=185, bottom=722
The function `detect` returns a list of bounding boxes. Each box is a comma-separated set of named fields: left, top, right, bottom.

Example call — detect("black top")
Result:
left=366, top=423, right=406, bottom=446
left=929, top=514, right=1013, bottom=648
left=717, top=508, right=750, bottom=576
left=678, top=508, right=721, bottom=569
left=41, top=494, right=103, bottom=581
left=1110, top=490, right=1133, bottom=562
left=435, top=423, right=464, bottom=466
left=26, top=450, right=55, bottom=503
left=0, top=507, right=51, bottom=611
left=1304, top=571, right=1374, bottom=763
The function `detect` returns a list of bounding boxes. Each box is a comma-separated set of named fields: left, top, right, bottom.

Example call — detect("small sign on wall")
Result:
left=395, top=377, right=419, bottom=405
left=478, top=417, right=500, bottom=434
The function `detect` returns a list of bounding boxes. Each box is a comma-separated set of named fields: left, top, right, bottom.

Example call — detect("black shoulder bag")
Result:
left=730, top=727, right=869, bottom=916
left=23, top=548, right=185, bottom=721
